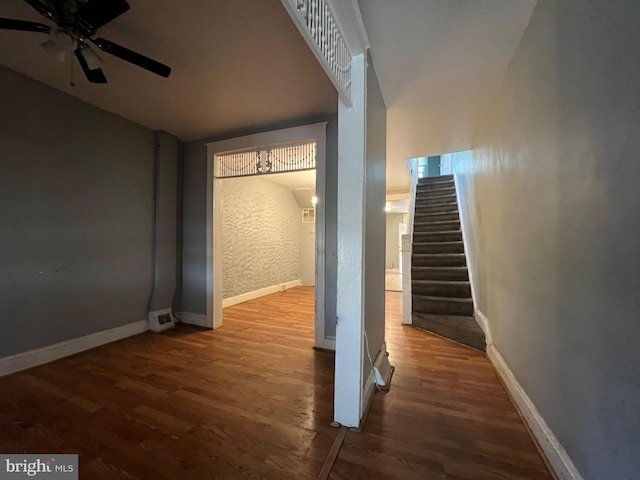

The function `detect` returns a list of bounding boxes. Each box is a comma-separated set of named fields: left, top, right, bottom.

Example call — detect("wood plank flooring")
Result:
left=0, top=287, right=553, bottom=479
left=330, top=291, right=554, bottom=480
left=0, top=286, right=335, bottom=479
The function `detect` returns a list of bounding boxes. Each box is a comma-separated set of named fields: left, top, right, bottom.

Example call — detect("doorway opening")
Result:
left=219, top=169, right=317, bottom=307
left=417, top=155, right=442, bottom=178
left=205, top=123, right=334, bottom=350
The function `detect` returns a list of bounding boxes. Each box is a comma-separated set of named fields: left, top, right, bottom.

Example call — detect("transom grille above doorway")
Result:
left=215, top=141, right=316, bottom=178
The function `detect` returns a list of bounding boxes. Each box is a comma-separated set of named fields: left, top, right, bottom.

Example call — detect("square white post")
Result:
left=334, top=53, right=367, bottom=427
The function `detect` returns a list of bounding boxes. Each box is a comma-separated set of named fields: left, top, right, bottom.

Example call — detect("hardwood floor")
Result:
left=0, top=286, right=335, bottom=479
left=0, top=287, right=553, bottom=479
left=330, top=291, right=553, bottom=480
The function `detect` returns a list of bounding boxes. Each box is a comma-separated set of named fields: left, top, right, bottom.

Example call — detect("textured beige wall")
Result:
left=221, top=176, right=300, bottom=298
left=450, top=1, right=640, bottom=477
left=299, top=221, right=316, bottom=286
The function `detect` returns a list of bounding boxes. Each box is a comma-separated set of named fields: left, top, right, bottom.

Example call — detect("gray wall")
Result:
left=0, top=66, right=158, bottom=357
left=180, top=140, right=208, bottom=314
left=363, top=55, right=387, bottom=381
left=180, top=115, right=339, bottom=338
left=149, top=131, right=179, bottom=311
left=385, top=213, right=403, bottom=269
left=452, top=1, right=640, bottom=477
left=221, top=176, right=300, bottom=298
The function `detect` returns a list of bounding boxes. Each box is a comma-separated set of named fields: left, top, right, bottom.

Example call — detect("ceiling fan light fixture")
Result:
left=0, top=0, right=171, bottom=83
left=52, top=29, right=77, bottom=51
left=79, top=43, right=103, bottom=71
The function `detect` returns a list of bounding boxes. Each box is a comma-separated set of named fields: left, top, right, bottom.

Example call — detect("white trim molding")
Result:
left=475, top=309, right=493, bottom=347
left=222, top=280, right=302, bottom=308
left=0, top=320, right=149, bottom=377
left=488, top=345, right=583, bottom=480
left=401, top=234, right=412, bottom=324
left=177, top=311, right=210, bottom=329
left=402, top=158, right=419, bottom=325
left=334, top=53, right=367, bottom=428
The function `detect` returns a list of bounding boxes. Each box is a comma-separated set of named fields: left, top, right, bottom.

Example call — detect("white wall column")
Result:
left=334, top=53, right=367, bottom=427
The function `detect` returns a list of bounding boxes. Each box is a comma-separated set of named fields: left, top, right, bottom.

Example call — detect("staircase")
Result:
left=411, top=174, right=486, bottom=351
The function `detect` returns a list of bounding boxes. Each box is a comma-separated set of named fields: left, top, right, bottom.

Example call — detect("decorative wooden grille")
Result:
left=283, top=0, right=352, bottom=103
left=216, top=141, right=316, bottom=178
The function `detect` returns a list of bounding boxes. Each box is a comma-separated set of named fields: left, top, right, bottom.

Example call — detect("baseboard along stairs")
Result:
left=411, top=174, right=486, bottom=351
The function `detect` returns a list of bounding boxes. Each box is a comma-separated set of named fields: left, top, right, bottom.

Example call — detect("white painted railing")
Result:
left=281, top=0, right=352, bottom=105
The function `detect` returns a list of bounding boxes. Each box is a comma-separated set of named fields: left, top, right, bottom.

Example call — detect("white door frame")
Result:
left=205, top=122, right=334, bottom=350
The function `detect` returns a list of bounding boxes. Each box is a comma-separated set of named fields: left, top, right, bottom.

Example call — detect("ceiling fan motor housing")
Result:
left=0, top=0, right=171, bottom=83
left=50, top=28, right=78, bottom=51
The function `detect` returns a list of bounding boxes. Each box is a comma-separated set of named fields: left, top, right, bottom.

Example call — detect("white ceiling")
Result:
left=359, top=0, right=537, bottom=190
left=1, top=0, right=537, bottom=194
left=262, top=169, right=316, bottom=191
left=0, top=0, right=337, bottom=141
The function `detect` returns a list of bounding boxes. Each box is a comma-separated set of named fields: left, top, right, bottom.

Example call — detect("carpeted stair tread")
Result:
left=411, top=313, right=486, bottom=351
left=413, top=220, right=460, bottom=232
left=413, top=230, right=463, bottom=242
left=418, top=174, right=453, bottom=185
left=411, top=266, right=469, bottom=281
left=412, top=253, right=466, bottom=267
left=412, top=280, right=472, bottom=298
left=415, top=211, right=460, bottom=221
left=413, top=294, right=473, bottom=303
left=415, top=193, right=457, bottom=204
left=417, top=181, right=454, bottom=190
left=412, top=241, right=465, bottom=254
left=414, top=202, right=459, bottom=214
left=412, top=279, right=471, bottom=287
left=416, top=186, right=456, bottom=196
left=416, top=191, right=456, bottom=200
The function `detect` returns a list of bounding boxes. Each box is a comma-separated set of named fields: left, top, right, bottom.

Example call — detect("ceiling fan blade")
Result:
left=21, top=0, right=57, bottom=22
left=0, top=18, right=50, bottom=33
left=91, top=37, right=171, bottom=78
left=75, top=0, right=130, bottom=32
left=75, top=46, right=107, bottom=84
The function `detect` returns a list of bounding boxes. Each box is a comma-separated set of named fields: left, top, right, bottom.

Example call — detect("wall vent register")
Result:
left=302, top=208, right=316, bottom=223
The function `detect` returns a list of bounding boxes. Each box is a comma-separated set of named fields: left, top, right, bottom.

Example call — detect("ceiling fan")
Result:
left=0, top=0, right=171, bottom=84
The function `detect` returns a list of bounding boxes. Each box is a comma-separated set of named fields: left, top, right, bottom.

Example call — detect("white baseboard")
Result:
left=401, top=235, right=413, bottom=325
left=0, top=320, right=149, bottom=377
left=475, top=309, right=493, bottom=346
left=488, top=344, right=583, bottom=480
left=178, top=311, right=211, bottom=329
left=222, top=280, right=302, bottom=308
